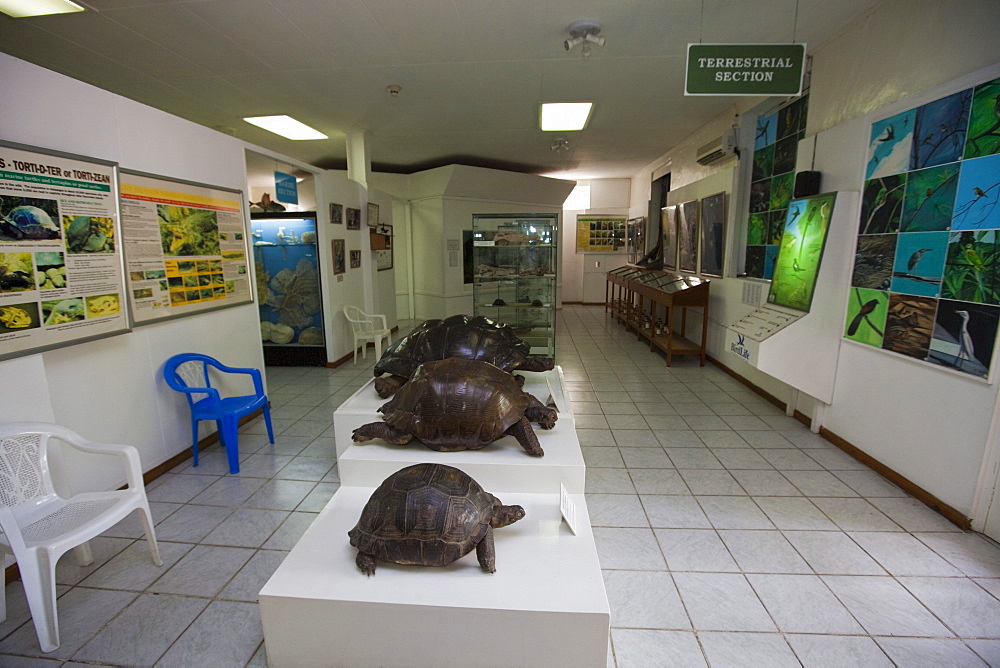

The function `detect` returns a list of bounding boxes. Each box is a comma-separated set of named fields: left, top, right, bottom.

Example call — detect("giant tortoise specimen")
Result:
left=353, top=358, right=557, bottom=456
left=348, top=462, right=525, bottom=575
left=373, top=314, right=554, bottom=398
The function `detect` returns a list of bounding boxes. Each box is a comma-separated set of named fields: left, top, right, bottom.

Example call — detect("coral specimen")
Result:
left=266, top=258, right=321, bottom=328
left=298, top=326, right=324, bottom=345
left=255, top=261, right=270, bottom=303
left=270, top=323, right=294, bottom=344
left=260, top=320, right=272, bottom=342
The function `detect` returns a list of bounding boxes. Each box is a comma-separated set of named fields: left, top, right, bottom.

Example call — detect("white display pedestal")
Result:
left=259, top=487, right=610, bottom=667
left=334, top=368, right=584, bottom=493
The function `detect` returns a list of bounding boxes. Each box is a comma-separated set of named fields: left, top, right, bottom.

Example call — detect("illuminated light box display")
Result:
left=767, top=192, right=837, bottom=313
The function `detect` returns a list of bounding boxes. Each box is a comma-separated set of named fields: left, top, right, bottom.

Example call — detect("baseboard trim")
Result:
left=706, top=354, right=971, bottom=530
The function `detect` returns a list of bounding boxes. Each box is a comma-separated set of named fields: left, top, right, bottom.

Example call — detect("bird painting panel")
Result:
left=763, top=245, right=779, bottom=281
left=767, top=210, right=788, bottom=245
left=900, top=163, right=959, bottom=232
left=755, top=110, right=778, bottom=151
left=843, top=287, right=889, bottom=347
left=768, top=194, right=835, bottom=311
left=964, top=77, right=1000, bottom=160
left=881, top=293, right=937, bottom=359
left=771, top=133, right=799, bottom=176
left=909, top=89, right=972, bottom=170
left=861, top=174, right=906, bottom=235
left=941, top=229, right=1000, bottom=305
left=867, top=109, right=916, bottom=181
left=890, top=231, right=948, bottom=297
left=744, top=245, right=765, bottom=278
left=950, top=153, right=1000, bottom=231
left=752, top=144, right=775, bottom=182
left=778, top=95, right=808, bottom=141
left=749, top=179, right=771, bottom=214
left=770, top=172, right=795, bottom=212
left=927, top=299, right=1000, bottom=378
left=852, top=234, right=897, bottom=290
left=747, top=212, right=768, bottom=245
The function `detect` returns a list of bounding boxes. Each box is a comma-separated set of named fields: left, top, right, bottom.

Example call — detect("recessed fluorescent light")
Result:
left=243, top=115, right=328, bottom=140
left=540, top=103, right=593, bottom=131
left=0, top=0, right=84, bottom=17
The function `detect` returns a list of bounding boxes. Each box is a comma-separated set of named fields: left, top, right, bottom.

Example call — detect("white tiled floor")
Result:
left=2, top=305, right=1000, bottom=666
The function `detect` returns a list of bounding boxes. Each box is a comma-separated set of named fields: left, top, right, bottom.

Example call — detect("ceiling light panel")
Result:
left=243, top=115, right=328, bottom=140
left=540, top=103, right=593, bottom=131
left=0, top=0, right=83, bottom=17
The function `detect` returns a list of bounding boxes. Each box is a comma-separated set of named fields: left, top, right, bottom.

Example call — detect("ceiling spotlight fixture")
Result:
left=551, top=138, right=570, bottom=152
left=387, top=85, right=401, bottom=97
left=564, top=19, right=605, bottom=58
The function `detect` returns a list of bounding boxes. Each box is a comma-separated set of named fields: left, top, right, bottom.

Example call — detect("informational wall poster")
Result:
left=845, top=75, right=1000, bottom=380
left=744, top=94, right=809, bottom=279
left=662, top=205, right=678, bottom=270
left=0, top=141, right=128, bottom=361
left=767, top=193, right=836, bottom=312
left=119, top=171, right=252, bottom=325
left=678, top=200, right=700, bottom=273
left=700, top=192, right=727, bottom=277
left=576, top=215, right=626, bottom=252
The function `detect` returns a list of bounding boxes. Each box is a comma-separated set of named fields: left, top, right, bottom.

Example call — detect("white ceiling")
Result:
left=0, top=0, right=882, bottom=179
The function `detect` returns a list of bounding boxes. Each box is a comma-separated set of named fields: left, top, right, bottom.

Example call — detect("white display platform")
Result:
left=259, top=486, right=610, bottom=668
left=334, top=368, right=585, bottom=494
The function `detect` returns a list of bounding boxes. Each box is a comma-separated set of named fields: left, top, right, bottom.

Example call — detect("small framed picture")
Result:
left=346, top=207, right=361, bottom=230
left=350, top=249, right=361, bottom=268
left=330, top=202, right=343, bottom=224
left=332, top=239, right=345, bottom=275
left=367, top=202, right=379, bottom=228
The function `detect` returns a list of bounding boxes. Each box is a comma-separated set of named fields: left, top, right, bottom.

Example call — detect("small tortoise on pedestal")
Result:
left=373, top=314, right=554, bottom=398
left=354, top=358, right=556, bottom=456
left=348, top=463, right=525, bottom=575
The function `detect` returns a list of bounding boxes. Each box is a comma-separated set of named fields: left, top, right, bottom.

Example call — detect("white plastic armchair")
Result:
left=0, top=422, right=162, bottom=653
left=343, top=305, right=391, bottom=364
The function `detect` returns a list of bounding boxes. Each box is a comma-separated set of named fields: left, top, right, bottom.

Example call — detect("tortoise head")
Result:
left=526, top=405, right=558, bottom=430
left=490, top=500, right=525, bottom=528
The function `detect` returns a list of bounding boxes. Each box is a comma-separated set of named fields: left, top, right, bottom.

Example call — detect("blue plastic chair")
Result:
left=163, top=353, right=274, bottom=474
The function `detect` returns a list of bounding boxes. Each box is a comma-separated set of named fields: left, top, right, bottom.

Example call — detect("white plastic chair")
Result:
left=0, top=422, right=162, bottom=653
left=343, top=305, right=391, bottom=364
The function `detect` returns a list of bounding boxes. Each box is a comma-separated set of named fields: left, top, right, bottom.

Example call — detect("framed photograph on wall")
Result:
left=661, top=205, right=678, bottom=271
left=678, top=199, right=700, bottom=273
left=346, top=207, right=360, bottom=230
left=332, top=239, right=345, bottom=275
left=367, top=202, right=379, bottom=228
left=350, top=249, right=361, bottom=268
left=330, top=202, right=343, bottom=224
left=700, top=192, right=726, bottom=277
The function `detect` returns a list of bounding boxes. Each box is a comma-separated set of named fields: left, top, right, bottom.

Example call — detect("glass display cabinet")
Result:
left=471, top=213, right=557, bottom=356
left=252, top=212, right=326, bottom=365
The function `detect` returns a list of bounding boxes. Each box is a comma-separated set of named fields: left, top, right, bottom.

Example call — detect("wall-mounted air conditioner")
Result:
left=696, top=128, right=738, bottom=165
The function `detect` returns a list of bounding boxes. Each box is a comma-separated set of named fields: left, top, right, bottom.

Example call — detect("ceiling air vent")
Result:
left=696, top=128, right=738, bottom=165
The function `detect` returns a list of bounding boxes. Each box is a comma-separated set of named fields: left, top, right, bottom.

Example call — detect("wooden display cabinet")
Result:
left=606, top=266, right=710, bottom=366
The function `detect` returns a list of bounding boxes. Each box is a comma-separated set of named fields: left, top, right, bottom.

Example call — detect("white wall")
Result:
left=625, top=0, right=1000, bottom=516
left=562, top=178, right=633, bottom=304
left=0, top=53, right=266, bottom=493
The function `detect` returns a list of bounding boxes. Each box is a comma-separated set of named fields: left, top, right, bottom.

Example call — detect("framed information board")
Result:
left=119, top=170, right=253, bottom=325
left=0, top=141, right=129, bottom=361
left=576, top=215, right=626, bottom=252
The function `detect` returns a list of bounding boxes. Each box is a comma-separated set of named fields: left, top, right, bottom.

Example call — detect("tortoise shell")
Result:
left=378, top=358, right=531, bottom=445
left=374, top=314, right=533, bottom=380
left=348, top=463, right=496, bottom=567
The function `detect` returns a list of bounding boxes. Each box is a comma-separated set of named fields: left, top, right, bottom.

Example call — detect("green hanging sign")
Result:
left=686, top=43, right=805, bottom=96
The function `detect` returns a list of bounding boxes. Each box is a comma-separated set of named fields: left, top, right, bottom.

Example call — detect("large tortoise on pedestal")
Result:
left=373, top=314, right=554, bottom=398
left=354, top=358, right=557, bottom=456
left=348, top=462, right=525, bottom=575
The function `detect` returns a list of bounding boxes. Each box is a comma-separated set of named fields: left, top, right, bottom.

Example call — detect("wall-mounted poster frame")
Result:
left=119, top=169, right=253, bottom=326
left=575, top=215, right=626, bottom=252
left=700, top=192, right=727, bottom=277
left=376, top=224, right=393, bottom=271
left=768, top=192, right=836, bottom=313
left=332, top=239, right=345, bottom=275
left=661, top=205, right=678, bottom=270
left=0, top=140, right=130, bottom=362
left=367, top=202, right=379, bottom=228
left=678, top=199, right=700, bottom=273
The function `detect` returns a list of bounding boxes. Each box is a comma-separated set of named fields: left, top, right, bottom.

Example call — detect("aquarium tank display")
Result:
left=252, top=212, right=326, bottom=365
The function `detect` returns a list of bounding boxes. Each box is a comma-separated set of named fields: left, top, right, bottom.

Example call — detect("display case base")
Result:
left=259, top=487, right=610, bottom=668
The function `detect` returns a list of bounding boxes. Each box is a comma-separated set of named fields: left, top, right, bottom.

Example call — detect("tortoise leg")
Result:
left=507, top=416, right=544, bottom=457
left=374, top=374, right=407, bottom=398
left=476, top=526, right=496, bottom=573
left=523, top=393, right=557, bottom=430
left=356, top=551, right=377, bottom=576
left=352, top=422, right=415, bottom=445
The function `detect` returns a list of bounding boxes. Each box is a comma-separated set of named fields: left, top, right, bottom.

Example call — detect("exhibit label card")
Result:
left=120, top=171, right=253, bottom=325
left=559, top=483, right=578, bottom=535
left=0, top=142, right=128, bottom=361
left=729, top=304, right=804, bottom=342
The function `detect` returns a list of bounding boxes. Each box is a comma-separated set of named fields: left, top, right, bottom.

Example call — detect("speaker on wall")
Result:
left=793, top=170, right=821, bottom=198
